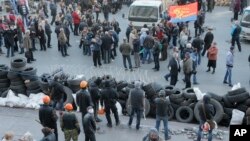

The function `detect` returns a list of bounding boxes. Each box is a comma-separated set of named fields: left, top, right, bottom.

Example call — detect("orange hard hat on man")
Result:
left=80, top=81, right=88, bottom=89
left=43, top=95, right=50, bottom=104
left=64, top=103, right=73, bottom=111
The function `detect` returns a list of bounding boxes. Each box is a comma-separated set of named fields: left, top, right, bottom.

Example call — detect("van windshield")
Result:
left=128, top=6, right=158, bottom=22
left=242, top=10, right=250, bottom=23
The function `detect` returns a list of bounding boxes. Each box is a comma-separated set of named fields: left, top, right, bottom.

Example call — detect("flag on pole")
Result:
left=168, top=2, right=198, bottom=23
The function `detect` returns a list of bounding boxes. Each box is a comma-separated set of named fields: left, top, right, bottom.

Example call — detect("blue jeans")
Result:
left=52, top=98, right=64, bottom=110
left=223, top=67, right=232, bottom=85
left=197, top=122, right=213, bottom=141
left=128, top=108, right=142, bottom=129
left=164, top=73, right=170, bottom=81
left=6, top=45, right=14, bottom=57
left=143, top=48, right=151, bottom=63
left=155, top=115, right=169, bottom=140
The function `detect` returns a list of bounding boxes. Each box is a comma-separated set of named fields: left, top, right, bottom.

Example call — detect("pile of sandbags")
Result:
left=215, top=0, right=231, bottom=6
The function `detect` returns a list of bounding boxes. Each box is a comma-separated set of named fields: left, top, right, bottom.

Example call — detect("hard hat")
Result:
left=43, top=96, right=50, bottom=104
left=80, top=81, right=88, bottom=89
left=64, top=103, right=73, bottom=111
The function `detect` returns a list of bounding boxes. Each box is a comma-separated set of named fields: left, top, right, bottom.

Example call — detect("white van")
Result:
left=128, top=0, right=167, bottom=29
left=240, top=6, right=250, bottom=40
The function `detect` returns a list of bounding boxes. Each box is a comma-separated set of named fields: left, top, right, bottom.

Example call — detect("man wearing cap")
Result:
left=76, top=81, right=93, bottom=126
left=39, top=96, right=58, bottom=141
left=154, top=90, right=171, bottom=140
left=119, top=37, right=133, bottom=71
left=100, top=81, right=120, bottom=127
left=60, top=103, right=80, bottom=141
left=223, top=47, right=234, bottom=87
left=127, top=81, right=145, bottom=130
left=201, top=27, right=214, bottom=56
left=83, top=106, right=97, bottom=141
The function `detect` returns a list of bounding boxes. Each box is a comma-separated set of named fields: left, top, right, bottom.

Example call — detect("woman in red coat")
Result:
left=72, top=10, right=81, bottom=36
left=206, top=42, right=218, bottom=74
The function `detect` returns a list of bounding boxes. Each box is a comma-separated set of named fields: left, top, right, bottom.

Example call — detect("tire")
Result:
left=206, top=92, right=223, bottom=102
left=244, top=98, right=250, bottom=106
left=10, top=81, right=24, bottom=86
left=63, top=86, right=74, bottom=105
left=180, top=99, right=195, bottom=106
left=7, top=71, right=20, bottom=80
left=117, top=81, right=128, bottom=91
left=11, top=58, right=27, bottom=69
left=25, top=80, right=41, bottom=90
left=10, top=85, right=26, bottom=90
left=21, top=67, right=37, bottom=80
left=183, top=88, right=197, bottom=100
left=224, top=108, right=233, bottom=116
left=26, top=88, right=42, bottom=95
left=171, top=103, right=181, bottom=111
left=142, top=83, right=156, bottom=99
left=227, top=92, right=250, bottom=103
left=175, top=106, right=194, bottom=123
left=169, top=88, right=183, bottom=99
left=189, top=102, right=197, bottom=109
left=0, top=65, right=9, bottom=77
left=236, top=104, right=249, bottom=113
left=0, top=78, right=9, bottom=83
left=228, top=87, right=246, bottom=96
left=194, top=98, right=224, bottom=123
left=67, top=79, right=83, bottom=86
left=0, top=83, right=9, bottom=88
left=151, top=82, right=163, bottom=93
left=222, top=96, right=234, bottom=108
left=164, top=85, right=175, bottom=96
left=169, top=96, right=185, bottom=105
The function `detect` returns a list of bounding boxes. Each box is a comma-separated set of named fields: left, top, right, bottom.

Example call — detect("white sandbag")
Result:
left=231, top=83, right=241, bottom=90
left=74, top=75, right=86, bottom=80
left=72, top=94, right=79, bottom=112
left=193, top=87, right=205, bottom=101
left=0, top=98, right=6, bottom=106
left=230, top=109, right=245, bottom=125
left=5, top=90, right=20, bottom=108
left=116, top=102, right=122, bottom=116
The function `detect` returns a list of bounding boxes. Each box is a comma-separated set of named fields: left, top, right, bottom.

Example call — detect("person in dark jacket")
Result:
left=102, top=1, right=110, bottom=21
left=88, top=79, right=102, bottom=122
left=194, top=11, right=204, bottom=37
left=50, top=1, right=57, bottom=25
left=154, top=90, right=171, bottom=140
left=45, top=20, right=52, bottom=48
left=60, top=103, right=80, bottom=141
left=101, top=31, right=113, bottom=64
left=197, top=95, right=215, bottom=141
left=49, top=77, right=65, bottom=110
left=37, top=25, right=46, bottom=51
left=39, top=96, right=58, bottom=141
left=143, top=32, right=154, bottom=64
left=3, top=25, right=15, bottom=57
left=233, top=0, right=241, bottom=20
left=231, top=21, right=242, bottom=52
left=76, top=81, right=93, bottom=125
left=133, top=36, right=141, bottom=68
left=201, top=28, right=214, bottom=56
left=119, top=38, right=133, bottom=71
left=40, top=127, right=56, bottom=141
left=127, top=81, right=145, bottom=130
left=100, top=81, right=120, bottom=127
left=192, top=34, right=204, bottom=65
left=168, top=52, right=180, bottom=86
left=83, top=106, right=97, bottom=141
left=91, top=37, right=102, bottom=67
left=152, top=38, right=161, bottom=71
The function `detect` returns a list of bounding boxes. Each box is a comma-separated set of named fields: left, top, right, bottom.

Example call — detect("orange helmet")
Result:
left=64, top=103, right=73, bottom=111
left=43, top=96, right=50, bottom=104
left=80, top=81, right=88, bottom=89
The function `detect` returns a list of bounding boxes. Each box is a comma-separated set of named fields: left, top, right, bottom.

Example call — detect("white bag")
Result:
left=116, top=102, right=122, bottom=116
left=231, top=83, right=241, bottom=90
left=193, top=87, right=205, bottom=101
left=230, top=109, right=245, bottom=125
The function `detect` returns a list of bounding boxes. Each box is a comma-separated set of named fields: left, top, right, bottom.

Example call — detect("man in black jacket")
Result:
left=201, top=28, right=214, bottom=56
left=45, top=20, right=52, bottom=48
left=3, top=25, right=15, bottom=57
left=154, top=90, right=171, bottom=140
left=192, top=34, right=204, bottom=65
left=101, top=31, right=113, bottom=64
left=49, top=77, right=65, bottom=110
left=83, top=106, right=97, bottom=141
left=127, top=81, right=145, bottom=130
left=100, top=81, right=120, bottom=127
left=168, top=52, right=180, bottom=86
left=152, top=38, right=161, bottom=71
left=88, top=80, right=102, bottom=122
left=231, top=21, right=242, bottom=52
left=39, top=96, right=58, bottom=141
left=197, top=95, right=215, bottom=141
left=76, top=81, right=93, bottom=125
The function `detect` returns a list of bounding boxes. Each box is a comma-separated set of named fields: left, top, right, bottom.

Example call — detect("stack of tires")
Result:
left=116, top=81, right=129, bottom=115
left=220, top=87, right=250, bottom=126
left=67, top=76, right=86, bottom=93
left=8, top=58, right=27, bottom=95
left=0, top=65, right=10, bottom=97
left=22, top=67, right=41, bottom=96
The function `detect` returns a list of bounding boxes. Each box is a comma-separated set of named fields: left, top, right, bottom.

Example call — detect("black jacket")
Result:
left=192, top=37, right=204, bottom=52
left=248, top=55, right=250, bottom=62
left=39, top=104, right=58, bottom=128
left=154, top=97, right=171, bottom=117
left=101, top=35, right=113, bottom=50
left=76, top=89, right=93, bottom=115
left=83, top=113, right=96, bottom=134
left=3, top=29, right=15, bottom=47
left=89, top=82, right=100, bottom=105
left=232, top=25, right=242, bottom=38
left=61, top=112, right=78, bottom=130
left=45, top=23, right=52, bottom=35
left=168, top=57, right=180, bottom=76
left=50, top=81, right=65, bottom=101
left=129, top=88, right=145, bottom=110
left=100, top=87, right=118, bottom=107
left=204, top=31, right=214, bottom=45
left=198, top=103, right=215, bottom=122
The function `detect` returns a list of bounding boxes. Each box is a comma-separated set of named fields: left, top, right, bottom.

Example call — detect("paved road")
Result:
left=0, top=5, right=249, bottom=140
